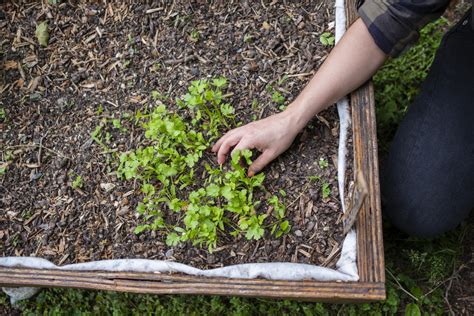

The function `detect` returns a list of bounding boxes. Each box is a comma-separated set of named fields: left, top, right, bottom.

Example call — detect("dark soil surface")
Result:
left=0, top=1, right=351, bottom=269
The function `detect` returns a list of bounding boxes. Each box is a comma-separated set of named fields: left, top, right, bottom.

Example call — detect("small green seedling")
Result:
left=251, top=98, right=258, bottom=111
left=308, top=175, right=321, bottom=183
left=151, top=90, right=162, bottom=101
left=0, top=107, right=5, bottom=121
left=277, top=75, right=288, bottom=86
left=91, top=125, right=102, bottom=143
left=153, top=63, right=161, bottom=72
left=322, top=182, right=331, bottom=199
left=320, top=32, right=335, bottom=47
left=96, top=104, right=103, bottom=115
left=271, top=91, right=285, bottom=105
left=318, top=157, right=329, bottom=169
left=189, top=30, right=200, bottom=42
left=112, top=119, right=122, bottom=129
left=71, top=175, right=83, bottom=189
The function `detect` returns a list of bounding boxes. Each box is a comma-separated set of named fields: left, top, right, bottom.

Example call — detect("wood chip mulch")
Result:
left=0, top=0, right=353, bottom=270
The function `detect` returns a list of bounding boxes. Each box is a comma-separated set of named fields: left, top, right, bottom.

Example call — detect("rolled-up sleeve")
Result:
left=357, top=0, right=450, bottom=57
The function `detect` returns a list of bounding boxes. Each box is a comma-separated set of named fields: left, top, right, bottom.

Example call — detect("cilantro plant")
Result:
left=71, top=175, right=83, bottom=189
left=318, top=157, right=329, bottom=169
left=189, top=30, right=200, bottom=42
left=322, top=182, right=331, bottom=199
left=319, top=32, right=335, bottom=47
left=117, top=78, right=289, bottom=251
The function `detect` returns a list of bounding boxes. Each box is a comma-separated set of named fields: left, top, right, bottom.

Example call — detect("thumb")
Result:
left=248, top=150, right=274, bottom=177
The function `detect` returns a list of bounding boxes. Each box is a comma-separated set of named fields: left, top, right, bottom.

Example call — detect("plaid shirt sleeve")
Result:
left=357, top=0, right=450, bottom=57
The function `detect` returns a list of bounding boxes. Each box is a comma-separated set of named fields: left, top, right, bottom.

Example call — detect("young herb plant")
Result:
left=117, top=78, right=289, bottom=251
left=322, top=182, right=331, bottom=199
left=319, top=32, right=335, bottom=47
left=318, top=157, right=329, bottom=169
left=71, top=175, right=83, bottom=189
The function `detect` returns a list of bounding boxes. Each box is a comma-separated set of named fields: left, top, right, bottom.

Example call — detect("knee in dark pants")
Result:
left=379, top=11, right=474, bottom=238
left=382, top=189, right=461, bottom=239
left=381, top=167, right=471, bottom=239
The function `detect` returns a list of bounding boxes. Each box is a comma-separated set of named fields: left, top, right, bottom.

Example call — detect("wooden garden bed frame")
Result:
left=0, top=2, right=385, bottom=302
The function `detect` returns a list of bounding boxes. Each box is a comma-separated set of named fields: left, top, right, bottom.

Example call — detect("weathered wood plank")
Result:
left=0, top=268, right=385, bottom=302
left=346, top=0, right=385, bottom=285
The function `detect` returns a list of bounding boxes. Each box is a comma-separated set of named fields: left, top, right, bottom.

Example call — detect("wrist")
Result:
left=283, top=101, right=313, bottom=132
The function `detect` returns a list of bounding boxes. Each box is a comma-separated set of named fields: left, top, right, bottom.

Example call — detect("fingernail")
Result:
left=248, top=170, right=254, bottom=177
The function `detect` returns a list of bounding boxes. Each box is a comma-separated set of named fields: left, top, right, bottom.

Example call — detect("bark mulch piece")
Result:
left=1, top=1, right=353, bottom=270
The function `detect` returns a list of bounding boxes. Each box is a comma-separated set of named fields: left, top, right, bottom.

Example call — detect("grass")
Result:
left=1, top=19, right=469, bottom=315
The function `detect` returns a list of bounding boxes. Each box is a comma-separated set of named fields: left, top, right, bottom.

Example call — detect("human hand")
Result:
left=211, top=110, right=302, bottom=176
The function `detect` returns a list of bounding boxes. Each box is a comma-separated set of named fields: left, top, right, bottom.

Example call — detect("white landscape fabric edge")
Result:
left=1, top=0, right=358, bottom=303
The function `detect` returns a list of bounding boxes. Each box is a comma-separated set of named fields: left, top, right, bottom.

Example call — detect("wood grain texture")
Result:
left=0, top=268, right=385, bottom=302
left=346, top=0, right=386, bottom=285
left=0, top=1, right=385, bottom=302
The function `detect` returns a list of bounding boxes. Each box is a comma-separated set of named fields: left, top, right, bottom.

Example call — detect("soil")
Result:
left=0, top=1, right=351, bottom=269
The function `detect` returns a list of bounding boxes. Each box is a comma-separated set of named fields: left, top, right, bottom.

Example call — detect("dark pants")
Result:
left=382, top=10, right=474, bottom=238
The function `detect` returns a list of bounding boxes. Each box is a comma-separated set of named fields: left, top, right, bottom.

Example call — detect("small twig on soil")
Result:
left=444, top=264, right=462, bottom=316
left=8, top=144, right=71, bottom=160
left=106, top=100, right=119, bottom=108
left=287, top=183, right=310, bottom=208
left=258, top=104, right=268, bottom=119
left=250, top=241, right=260, bottom=260
left=286, top=72, right=314, bottom=78
left=145, top=7, right=163, bottom=14
left=37, top=131, right=49, bottom=166
left=421, top=264, right=464, bottom=299
left=163, top=54, right=197, bottom=65
left=321, top=245, right=341, bottom=267
left=386, top=268, right=419, bottom=302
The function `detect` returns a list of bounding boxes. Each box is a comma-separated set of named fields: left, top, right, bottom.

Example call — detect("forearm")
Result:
left=286, top=18, right=387, bottom=130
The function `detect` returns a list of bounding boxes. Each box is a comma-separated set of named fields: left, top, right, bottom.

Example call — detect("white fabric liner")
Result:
left=2, top=0, right=358, bottom=303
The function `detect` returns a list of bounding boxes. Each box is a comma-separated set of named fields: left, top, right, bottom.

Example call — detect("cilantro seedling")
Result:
left=91, top=125, right=103, bottom=145
left=277, top=75, right=288, bottom=86
left=96, top=104, right=103, bottom=115
left=112, top=119, right=122, bottom=129
left=322, top=182, right=331, bottom=199
left=71, top=175, right=83, bottom=189
left=320, top=32, right=335, bottom=47
left=271, top=91, right=285, bottom=105
left=319, top=157, right=329, bottom=169
left=153, top=63, right=161, bottom=72
left=117, top=79, right=291, bottom=251
left=309, top=175, right=321, bottom=183
left=243, top=34, right=253, bottom=43
left=189, top=30, right=200, bottom=42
